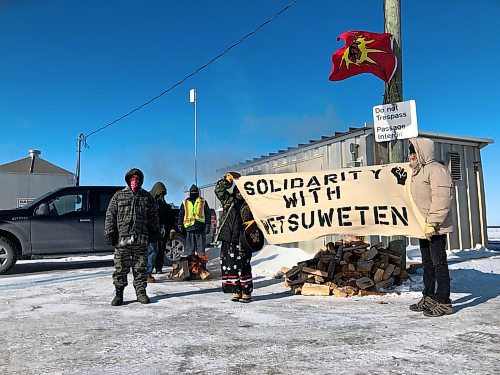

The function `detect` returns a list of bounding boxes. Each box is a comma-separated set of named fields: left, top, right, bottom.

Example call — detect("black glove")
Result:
left=106, top=233, right=118, bottom=246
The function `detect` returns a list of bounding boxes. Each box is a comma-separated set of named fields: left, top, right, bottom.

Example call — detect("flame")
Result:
left=341, top=36, right=386, bottom=71
left=188, top=254, right=208, bottom=275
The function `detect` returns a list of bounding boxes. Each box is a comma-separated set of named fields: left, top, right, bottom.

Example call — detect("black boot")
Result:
left=137, top=293, right=150, bottom=304
left=111, top=288, right=124, bottom=306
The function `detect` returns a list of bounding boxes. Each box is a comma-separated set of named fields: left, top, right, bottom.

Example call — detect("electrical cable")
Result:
left=84, top=0, right=300, bottom=140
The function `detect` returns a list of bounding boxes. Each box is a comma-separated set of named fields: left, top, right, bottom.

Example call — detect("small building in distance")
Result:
left=0, top=150, right=76, bottom=209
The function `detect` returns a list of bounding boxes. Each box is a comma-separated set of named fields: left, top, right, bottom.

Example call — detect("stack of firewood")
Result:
left=169, top=254, right=210, bottom=281
left=282, top=241, right=409, bottom=297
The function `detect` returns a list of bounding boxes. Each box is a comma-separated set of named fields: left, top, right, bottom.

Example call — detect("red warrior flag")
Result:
left=328, top=30, right=397, bottom=83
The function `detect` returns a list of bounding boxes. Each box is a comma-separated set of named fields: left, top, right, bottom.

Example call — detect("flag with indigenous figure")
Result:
left=329, top=30, right=397, bottom=83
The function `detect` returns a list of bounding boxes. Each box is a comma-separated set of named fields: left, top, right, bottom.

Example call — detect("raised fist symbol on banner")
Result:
left=391, top=166, right=408, bottom=186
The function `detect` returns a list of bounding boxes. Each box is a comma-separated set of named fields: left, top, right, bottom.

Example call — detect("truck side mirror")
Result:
left=36, top=203, right=50, bottom=216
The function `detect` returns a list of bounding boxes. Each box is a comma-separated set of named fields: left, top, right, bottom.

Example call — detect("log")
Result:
left=285, top=265, right=302, bottom=279
left=171, top=260, right=190, bottom=280
left=301, top=283, right=331, bottom=296
left=379, top=255, right=390, bottom=269
left=355, top=277, right=375, bottom=290
left=361, top=247, right=378, bottom=261
left=199, top=269, right=211, bottom=280
left=378, top=250, right=402, bottom=264
left=302, top=267, right=328, bottom=278
left=358, top=290, right=387, bottom=297
left=332, top=287, right=348, bottom=298
left=288, top=275, right=314, bottom=287
left=325, top=281, right=338, bottom=289
left=393, top=267, right=401, bottom=276
left=280, top=267, right=291, bottom=274
left=375, top=277, right=394, bottom=291
left=373, top=268, right=385, bottom=283
left=371, top=242, right=384, bottom=250
left=314, top=275, right=325, bottom=284
left=342, top=270, right=362, bottom=279
left=348, top=263, right=356, bottom=272
left=326, top=259, right=336, bottom=278
left=342, top=251, right=353, bottom=261
left=339, top=286, right=358, bottom=296
left=357, top=259, right=374, bottom=273
left=344, top=243, right=369, bottom=252
left=382, top=264, right=396, bottom=280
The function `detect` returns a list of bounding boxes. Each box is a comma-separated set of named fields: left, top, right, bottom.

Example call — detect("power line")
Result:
left=85, top=0, right=300, bottom=139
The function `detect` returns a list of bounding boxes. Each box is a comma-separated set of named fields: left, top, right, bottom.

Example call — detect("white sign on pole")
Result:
left=373, top=99, right=418, bottom=142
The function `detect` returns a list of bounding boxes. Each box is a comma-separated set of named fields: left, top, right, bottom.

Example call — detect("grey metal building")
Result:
left=201, top=126, right=493, bottom=253
left=0, top=150, right=76, bottom=210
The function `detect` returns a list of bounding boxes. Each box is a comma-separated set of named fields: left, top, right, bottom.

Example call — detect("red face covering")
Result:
left=130, top=176, right=141, bottom=193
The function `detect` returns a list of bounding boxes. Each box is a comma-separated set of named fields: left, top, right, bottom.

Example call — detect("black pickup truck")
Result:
left=0, top=185, right=218, bottom=274
left=0, top=186, right=122, bottom=274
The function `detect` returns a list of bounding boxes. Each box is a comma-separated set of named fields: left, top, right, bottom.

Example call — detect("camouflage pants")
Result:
left=113, top=244, right=148, bottom=295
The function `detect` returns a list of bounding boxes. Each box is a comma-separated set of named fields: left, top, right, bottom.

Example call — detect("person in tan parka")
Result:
left=408, top=137, right=454, bottom=317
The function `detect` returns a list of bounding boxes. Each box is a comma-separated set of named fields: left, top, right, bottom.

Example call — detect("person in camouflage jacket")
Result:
left=215, top=172, right=254, bottom=303
left=105, top=168, right=159, bottom=306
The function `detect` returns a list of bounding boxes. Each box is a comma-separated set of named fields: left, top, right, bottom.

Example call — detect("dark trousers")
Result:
left=155, top=239, right=166, bottom=271
left=420, top=235, right=451, bottom=303
left=185, top=231, right=206, bottom=256
left=113, top=245, right=148, bottom=295
left=220, top=241, right=253, bottom=295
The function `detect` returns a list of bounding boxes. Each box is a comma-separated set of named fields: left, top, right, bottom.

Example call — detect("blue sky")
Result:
left=1, top=0, right=499, bottom=223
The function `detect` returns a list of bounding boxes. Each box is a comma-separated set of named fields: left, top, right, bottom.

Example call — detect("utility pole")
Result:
left=189, top=88, right=198, bottom=186
left=75, top=133, right=84, bottom=186
left=384, top=0, right=406, bottom=269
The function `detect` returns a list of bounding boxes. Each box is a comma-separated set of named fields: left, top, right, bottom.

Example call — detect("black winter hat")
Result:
left=125, top=168, right=144, bottom=186
left=189, top=184, right=199, bottom=194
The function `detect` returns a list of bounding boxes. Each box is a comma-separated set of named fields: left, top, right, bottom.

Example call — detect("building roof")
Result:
left=0, top=156, right=74, bottom=175
left=219, top=126, right=494, bottom=172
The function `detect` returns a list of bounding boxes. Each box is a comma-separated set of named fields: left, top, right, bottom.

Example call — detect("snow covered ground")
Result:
left=1, top=241, right=499, bottom=374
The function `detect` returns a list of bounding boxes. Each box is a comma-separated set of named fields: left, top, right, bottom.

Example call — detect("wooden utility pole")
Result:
left=384, top=0, right=406, bottom=269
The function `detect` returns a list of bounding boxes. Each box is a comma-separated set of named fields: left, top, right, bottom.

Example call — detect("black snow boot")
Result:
left=111, top=288, right=124, bottom=306
left=137, top=293, right=150, bottom=304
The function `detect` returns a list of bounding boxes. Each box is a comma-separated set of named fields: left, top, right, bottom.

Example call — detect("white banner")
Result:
left=235, top=163, right=426, bottom=244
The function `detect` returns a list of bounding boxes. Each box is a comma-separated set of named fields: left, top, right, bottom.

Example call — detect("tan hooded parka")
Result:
left=409, top=137, right=454, bottom=234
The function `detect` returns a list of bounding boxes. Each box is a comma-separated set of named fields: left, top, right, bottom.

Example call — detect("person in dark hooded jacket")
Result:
left=178, top=184, right=210, bottom=259
left=215, top=172, right=255, bottom=303
left=147, top=181, right=176, bottom=282
left=105, top=168, right=159, bottom=306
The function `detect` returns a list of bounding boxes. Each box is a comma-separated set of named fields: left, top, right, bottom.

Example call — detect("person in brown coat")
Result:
left=408, top=137, right=454, bottom=317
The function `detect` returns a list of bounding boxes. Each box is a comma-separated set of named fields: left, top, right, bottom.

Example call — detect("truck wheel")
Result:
left=0, top=236, right=18, bottom=275
left=164, top=233, right=185, bottom=261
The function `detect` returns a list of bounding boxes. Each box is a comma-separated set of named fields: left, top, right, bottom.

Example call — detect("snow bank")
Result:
left=251, top=244, right=311, bottom=277
left=488, top=226, right=500, bottom=241
left=406, top=243, right=500, bottom=263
